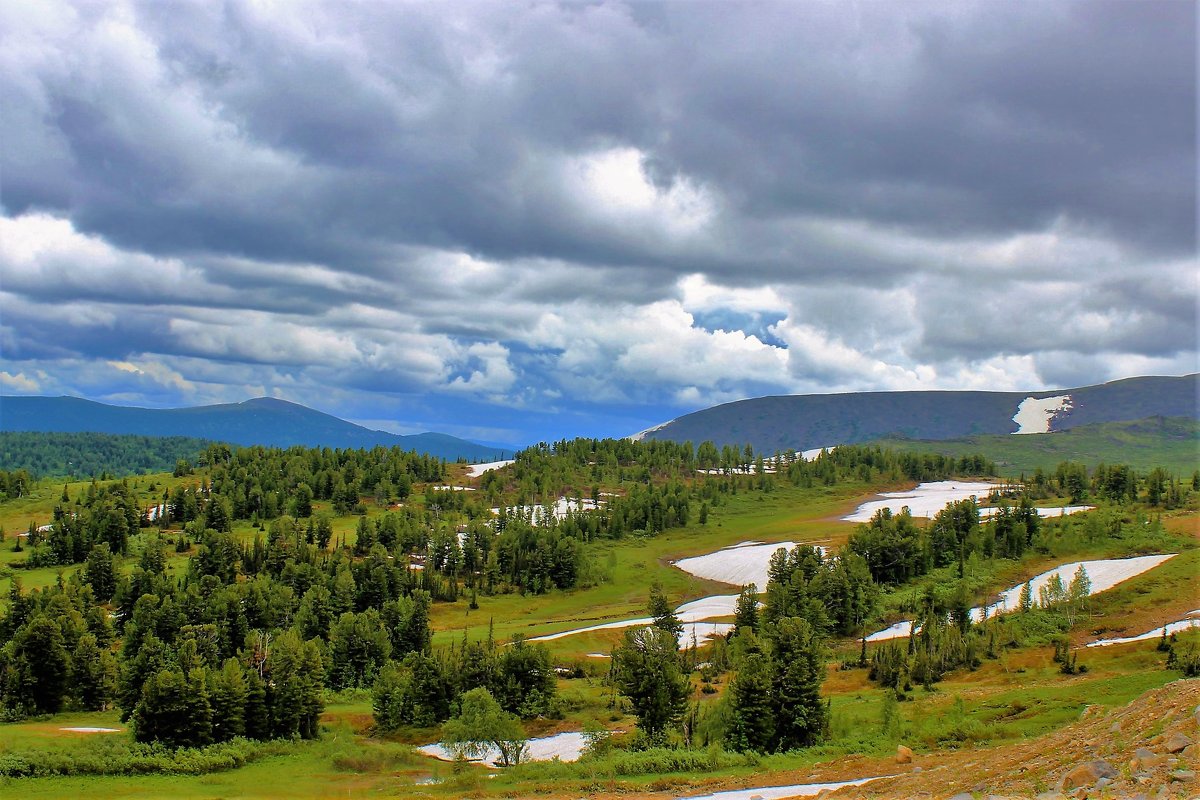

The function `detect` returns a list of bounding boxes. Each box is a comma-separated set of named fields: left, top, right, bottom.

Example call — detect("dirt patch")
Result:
left=822, top=678, right=1200, bottom=799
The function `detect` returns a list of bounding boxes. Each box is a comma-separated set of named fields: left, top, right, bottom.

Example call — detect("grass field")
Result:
left=869, top=416, right=1199, bottom=476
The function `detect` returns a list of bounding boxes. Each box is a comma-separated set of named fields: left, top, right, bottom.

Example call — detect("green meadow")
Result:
left=1, top=451, right=1197, bottom=799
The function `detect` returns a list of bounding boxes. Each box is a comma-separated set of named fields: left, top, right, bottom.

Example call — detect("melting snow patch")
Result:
left=465, top=460, right=514, bottom=477
left=800, top=446, right=834, bottom=461
left=675, top=541, right=800, bottom=588
left=864, top=620, right=915, bottom=643
left=418, top=731, right=588, bottom=767
left=842, top=481, right=999, bottom=522
left=680, top=621, right=736, bottom=645
left=429, top=485, right=476, bottom=492
left=979, top=505, right=1094, bottom=519
left=1086, top=610, right=1200, bottom=648
left=493, top=498, right=603, bottom=526
left=529, top=594, right=740, bottom=647
left=676, top=774, right=893, bottom=800
left=866, top=554, right=1178, bottom=642
left=59, top=727, right=121, bottom=733
left=842, top=481, right=1092, bottom=523
left=630, top=420, right=674, bottom=441
left=1012, top=395, right=1073, bottom=434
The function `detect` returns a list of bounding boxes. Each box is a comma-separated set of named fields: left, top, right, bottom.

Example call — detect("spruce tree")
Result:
left=770, top=617, right=827, bottom=750
left=725, top=649, right=775, bottom=752
left=612, top=626, right=689, bottom=743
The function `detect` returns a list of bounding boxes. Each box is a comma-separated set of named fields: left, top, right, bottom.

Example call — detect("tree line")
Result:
left=0, top=432, right=213, bottom=481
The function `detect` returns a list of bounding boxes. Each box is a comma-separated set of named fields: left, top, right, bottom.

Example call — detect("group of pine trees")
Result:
left=372, top=632, right=557, bottom=731
left=848, top=497, right=1041, bottom=589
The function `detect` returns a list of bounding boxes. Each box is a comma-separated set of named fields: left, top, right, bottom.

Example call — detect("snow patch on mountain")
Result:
left=630, top=419, right=675, bottom=441
left=1012, top=394, right=1073, bottom=434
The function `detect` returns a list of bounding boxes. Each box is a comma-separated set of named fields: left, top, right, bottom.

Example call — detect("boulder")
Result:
left=896, top=744, right=913, bottom=764
left=1061, top=759, right=1118, bottom=790
left=1164, top=732, right=1193, bottom=753
left=1169, top=769, right=1195, bottom=782
left=1131, top=747, right=1166, bottom=770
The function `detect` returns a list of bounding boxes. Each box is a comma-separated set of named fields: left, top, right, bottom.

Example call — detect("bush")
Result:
left=0, top=736, right=285, bottom=777
left=585, top=745, right=752, bottom=776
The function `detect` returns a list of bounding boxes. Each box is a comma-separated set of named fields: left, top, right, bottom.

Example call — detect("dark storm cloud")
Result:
left=0, top=0, right=1194, bottom=442
left=9, top=1, right=1190, bottom=272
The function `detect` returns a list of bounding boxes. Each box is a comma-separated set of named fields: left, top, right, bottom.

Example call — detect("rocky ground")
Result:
left=822, top=678, right=1199, bottom=800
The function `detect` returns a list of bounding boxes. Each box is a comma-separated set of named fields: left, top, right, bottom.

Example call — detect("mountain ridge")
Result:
left=637, top=373, right=1199, bottom=454
left=0, top=395, right=510, bottom=461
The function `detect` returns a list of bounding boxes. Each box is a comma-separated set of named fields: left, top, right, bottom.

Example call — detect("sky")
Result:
left=1, top=0, right=1196, bottom=447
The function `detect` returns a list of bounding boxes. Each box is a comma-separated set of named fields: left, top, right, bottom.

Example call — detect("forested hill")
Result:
left=636, top=374, right=1198, bottom=454
left=0, top=396, right=509, bottom=462
left=0, top=431, right=214, bottom=479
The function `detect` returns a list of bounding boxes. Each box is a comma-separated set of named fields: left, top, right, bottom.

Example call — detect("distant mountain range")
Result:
left=635, top=374, right=1199, bottom=454
left=0, top=396, right=510, bottom=462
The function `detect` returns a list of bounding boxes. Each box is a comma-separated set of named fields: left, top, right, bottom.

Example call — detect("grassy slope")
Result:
left=869, top=416, right=1200, bottom=476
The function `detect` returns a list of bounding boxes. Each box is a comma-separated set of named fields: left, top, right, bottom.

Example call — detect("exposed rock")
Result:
left=1132, top=747, right=1166, bottom=770
left=946, top=793, right=973, bottom=800
left=896, top=744, right=914, bottom=764
left=1169, top=769, right=1195, bottom=782
left=1060, top=759, right=1118, bottom=790
left=1164, top=732, right=1193, bottom=753
left=1182, top=743, right=1197, bottom=761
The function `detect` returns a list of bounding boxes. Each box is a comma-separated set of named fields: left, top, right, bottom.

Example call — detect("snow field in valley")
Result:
left=464, top=460, right=514, bottom=477
left=841, top=480, right=1093, bottom=522
left=675, top=774, right=893, bottom=800
left=528, top=594, right=740, bottom=647
left=673, top=541, right=802, bottom=588
left=1085, top=609, right=1200, bottom=648
left=979, top=505, right=1094, bottom=519
left=418, top=731, right=589, bottom=767
left=866, top=554, right=1178, bottom=642
left=491, top=497, right=603, bottom=526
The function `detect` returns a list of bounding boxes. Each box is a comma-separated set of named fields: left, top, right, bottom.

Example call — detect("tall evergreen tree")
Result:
left=613, top=626, right=689, bottom=742
left=770, top=617, right=827, bottom=750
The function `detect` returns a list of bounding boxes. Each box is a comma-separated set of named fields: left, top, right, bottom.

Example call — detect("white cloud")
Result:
left=561, top=147, right=718, bottom=238
left=106, top=359, right=195, bottom=393
left=0, top=370, right=42, bottom=392
left=678, top=273, right=787, bottom=315
left=447, top=341, right=517, bottom=395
